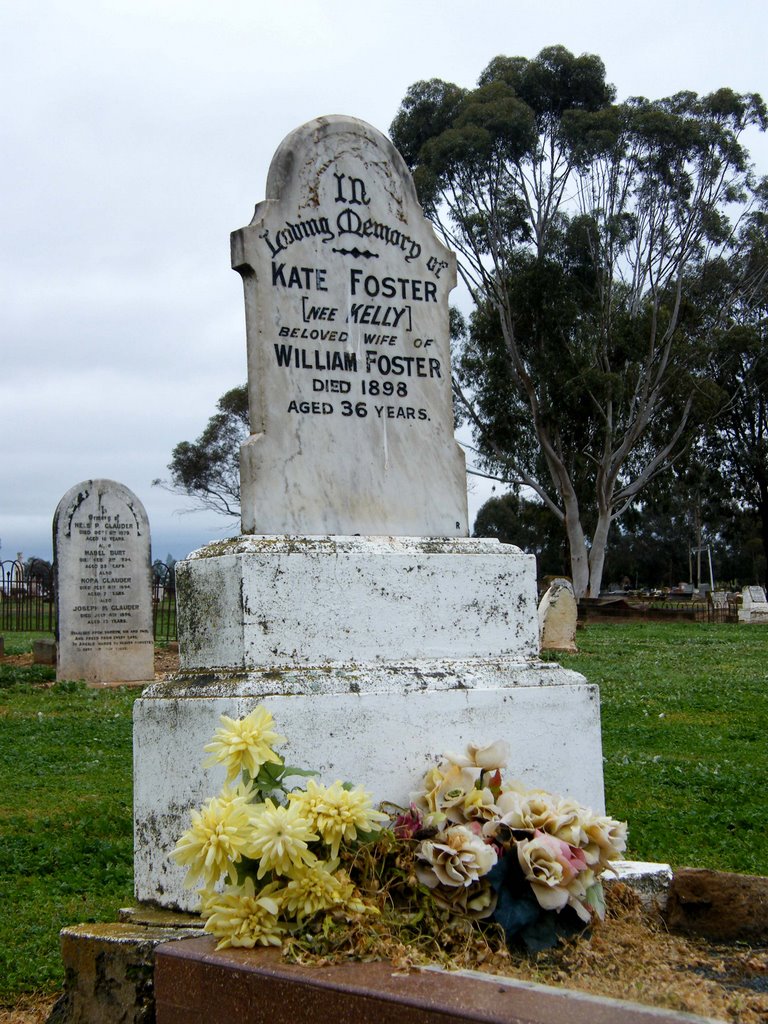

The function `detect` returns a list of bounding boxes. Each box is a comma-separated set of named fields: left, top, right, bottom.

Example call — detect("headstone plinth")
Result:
left=133, top=117, right=605, bottom=911
left=135, top=535, right=602, bottom=910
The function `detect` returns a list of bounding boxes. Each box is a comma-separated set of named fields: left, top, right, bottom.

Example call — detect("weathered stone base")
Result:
left=134, top=535, right=604, bottom=911
left=134, top=670, right=604, bottom=910
left=53, top=916, right=201, bottom=1024
left=738, top=608, right=768, bottom=623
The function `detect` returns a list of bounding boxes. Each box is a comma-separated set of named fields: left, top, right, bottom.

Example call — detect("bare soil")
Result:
left=1, top=644, right=180, bottom=683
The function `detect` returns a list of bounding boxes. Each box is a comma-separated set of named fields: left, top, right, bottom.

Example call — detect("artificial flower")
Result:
left=275, top=858, right=348, bottom=920
left=496, top=788, right=571, bottom=835
left=413, top=763, right=483, bottom=823
left=583, top=813, right=628, bottom=864
left=290, top=779, right=387, bottom=858
left=516, top=830, right=589, bottom=913
left=393, top=804, right=424, bottom=839
left=203, top=707, right=286, bottom=782
left=217, top=778, right=257, bottom=807
left=416, top=824, right=497, bottom=889
left=246, top=798, right=318, bottom=878
left=172, top=794, right=253, bottom=889
left=462, top=783, right=499, bottom=822
left=428, top=877, right=498, bottom=919
left=441, top=740, right=510, bottom=772
left=201, top=878, right=284, bottom=949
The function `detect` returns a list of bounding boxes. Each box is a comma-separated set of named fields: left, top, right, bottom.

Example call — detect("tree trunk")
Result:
left=562, top=501, right=591, bottom=599
left=587, top=509, right=612, bottom=599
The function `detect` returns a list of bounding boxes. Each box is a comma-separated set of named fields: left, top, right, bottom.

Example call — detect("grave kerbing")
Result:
left=132, top=116, right=605, bottom=911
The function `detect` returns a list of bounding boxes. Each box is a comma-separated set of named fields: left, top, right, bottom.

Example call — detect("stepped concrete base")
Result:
left=133, top=536, right=604, bottom=911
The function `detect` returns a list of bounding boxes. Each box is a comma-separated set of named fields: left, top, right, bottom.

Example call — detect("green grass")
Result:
left=0, top=660, right=139, bottom=1001
left=554, top=622, right=768, bottom=875
left=0, top=621, right=766, bottom=1002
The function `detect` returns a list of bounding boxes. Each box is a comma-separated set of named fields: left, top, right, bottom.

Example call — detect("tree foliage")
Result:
left=473, top=492, right=568, bottom=578
left=391, top=45, right=766, bottom=596
left=701, top=190, right=768, bottom=567
left=154, top=385, right=248, bottom=517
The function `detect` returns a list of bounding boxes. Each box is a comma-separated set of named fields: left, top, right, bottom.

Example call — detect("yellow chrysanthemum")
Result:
left=217, top=778, right=257, bottom=807
left=287, top=778, right=327, bottom=826
left=203, top=707, right=286, bottom=782
left=171, top=795, right=252, bottom=889
left=276, top=858, right=346, bottom=921
left=201, top=878, right=284, bottom=950
left=291, top=779, right=387, bottom=858
left=246, top=798, right=318, bottom=878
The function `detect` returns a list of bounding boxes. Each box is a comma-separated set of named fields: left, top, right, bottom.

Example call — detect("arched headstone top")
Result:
left=263, top=116, right=423, bottom=216
left=232, top=115, right=467, bottom=537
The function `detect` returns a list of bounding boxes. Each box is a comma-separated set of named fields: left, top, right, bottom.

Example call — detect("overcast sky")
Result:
left=1, top=0, right=766, bottom=564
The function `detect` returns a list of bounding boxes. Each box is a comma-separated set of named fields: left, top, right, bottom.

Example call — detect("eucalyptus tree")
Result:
left=703, top=193, right=768, bottom=566
left=391, top=46, right=765, bottom=596
left=153, top=384, right=248, bottom=517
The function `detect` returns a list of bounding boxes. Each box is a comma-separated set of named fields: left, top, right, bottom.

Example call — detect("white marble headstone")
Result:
left=231, top=116, right=468, bottom=537
left=53, top=479, right=154, bottom=683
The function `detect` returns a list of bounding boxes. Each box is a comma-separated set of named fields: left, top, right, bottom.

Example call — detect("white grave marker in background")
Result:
left=54, top=479, right=153, bottom=683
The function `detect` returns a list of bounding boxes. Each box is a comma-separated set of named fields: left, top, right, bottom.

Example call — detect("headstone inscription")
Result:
left=231, top=116, right=467, bottom=537
left=54, top=480, right=154, bottom=683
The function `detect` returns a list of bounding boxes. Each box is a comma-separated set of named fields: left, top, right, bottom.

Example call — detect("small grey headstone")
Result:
left=33, top=639, right=56, bottom=665
left=538, top=577, right=578, bottom=653
left=231, top=115, right=467, bottom=537
left=53, top=480, right=154, bottom=683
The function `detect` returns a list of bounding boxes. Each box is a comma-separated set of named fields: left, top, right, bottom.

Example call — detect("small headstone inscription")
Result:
left=54, top=479, right=154, bottom=683
left=231, top=116, right=468, bottom=537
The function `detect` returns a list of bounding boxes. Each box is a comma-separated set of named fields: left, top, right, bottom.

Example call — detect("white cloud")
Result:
left=1, top=0, right=766, bottom=560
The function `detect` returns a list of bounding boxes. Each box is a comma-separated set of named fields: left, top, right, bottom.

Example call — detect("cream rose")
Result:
left=582, top=814, right=628, bottom=867
left=516, top=832, right=574, bottom=912
left=416, top=825, right=498, bottom=889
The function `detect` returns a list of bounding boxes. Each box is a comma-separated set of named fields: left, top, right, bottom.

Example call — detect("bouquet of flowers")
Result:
left=401, top=740, right=627, bottom=951
left=173, top=707, right=627, bottom=955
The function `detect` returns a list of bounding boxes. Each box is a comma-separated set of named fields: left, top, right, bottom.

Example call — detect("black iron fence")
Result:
left=578, top=594, right=741, bottom=624
left=0, top=559, right=178, bottom=642
left=0, top=559, right=55, bottom=633
left=152, top=562, right=177, bottom=643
